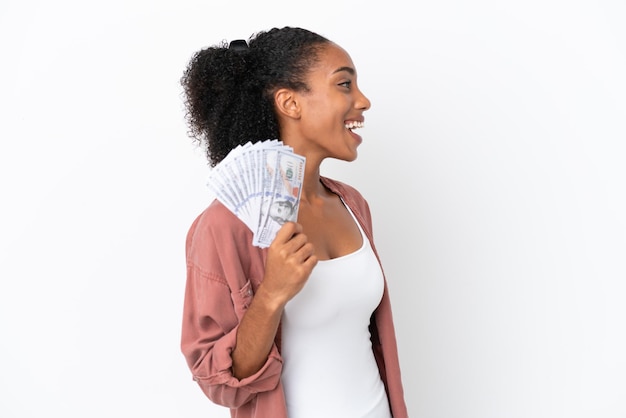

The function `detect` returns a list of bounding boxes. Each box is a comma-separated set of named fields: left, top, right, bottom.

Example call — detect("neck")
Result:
left=300, top=162, right=328, bottom=203
left=280, top=134, right=328, bottom=202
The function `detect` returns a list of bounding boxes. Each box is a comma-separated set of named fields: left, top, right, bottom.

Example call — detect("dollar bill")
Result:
left=206, top=140, right=306, bottom=247
left=253, top=148, right=305, bottom=248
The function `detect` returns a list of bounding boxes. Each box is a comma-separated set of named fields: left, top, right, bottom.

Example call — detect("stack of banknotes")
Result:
left=207, top=140, right=306, bottom=248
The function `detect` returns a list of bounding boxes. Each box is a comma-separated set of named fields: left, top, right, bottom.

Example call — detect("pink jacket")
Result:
left=181, top=177, right=408, bottom=417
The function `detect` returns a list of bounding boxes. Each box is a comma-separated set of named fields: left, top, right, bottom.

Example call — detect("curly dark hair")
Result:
left=180, top=27, right=330, bottom=166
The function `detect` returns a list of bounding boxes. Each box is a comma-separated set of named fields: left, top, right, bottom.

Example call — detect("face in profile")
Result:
left=290, top=43, right=371, bottom=162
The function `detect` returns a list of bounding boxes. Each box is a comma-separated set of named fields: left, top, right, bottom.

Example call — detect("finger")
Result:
left=272, top=222, right=302, bottom=245
left=284, top=231, right=309, bottom=253
left=302, top=252, right=318, bottom=270
left=294, top=241, right=316, bottom=264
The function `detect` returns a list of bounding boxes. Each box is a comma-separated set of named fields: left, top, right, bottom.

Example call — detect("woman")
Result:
left=180, top=27, right=408, bottom=418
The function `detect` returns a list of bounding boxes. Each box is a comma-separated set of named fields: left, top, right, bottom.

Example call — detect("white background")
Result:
left=1, top=0, right=625, bottom=417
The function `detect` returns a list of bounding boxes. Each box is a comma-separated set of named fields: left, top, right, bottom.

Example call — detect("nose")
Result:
left=356, top=86, right=371, bottom=111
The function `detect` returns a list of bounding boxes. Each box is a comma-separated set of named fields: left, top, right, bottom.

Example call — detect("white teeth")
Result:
left=345, top=121, right=364, bottom=130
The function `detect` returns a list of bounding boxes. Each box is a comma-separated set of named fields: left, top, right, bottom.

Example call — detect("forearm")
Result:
left=231, top=285, right=286, bottom=379
left=232, top=222, right=317, bottom=379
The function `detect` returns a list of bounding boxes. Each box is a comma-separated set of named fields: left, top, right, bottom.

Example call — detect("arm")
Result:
left=181, top=204, right=316, bottom=408
left=231, top=222, right=317, bottom=379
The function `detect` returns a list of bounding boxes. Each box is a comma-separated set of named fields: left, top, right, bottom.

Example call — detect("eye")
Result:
left=338, top=80, right=352, bottom=89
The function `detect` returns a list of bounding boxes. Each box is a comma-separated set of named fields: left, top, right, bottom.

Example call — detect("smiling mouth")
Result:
left=345, top=121, right=364, bottom=131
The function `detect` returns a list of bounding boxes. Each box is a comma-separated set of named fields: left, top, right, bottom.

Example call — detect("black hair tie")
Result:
left=229, top=39, right=249, bottom=51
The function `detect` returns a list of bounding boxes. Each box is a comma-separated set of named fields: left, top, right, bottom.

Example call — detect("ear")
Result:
left=274, top=88, right=301, bottom=120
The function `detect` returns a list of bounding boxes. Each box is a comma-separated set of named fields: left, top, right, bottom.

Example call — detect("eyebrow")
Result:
left=332, top=66, right=355, bottom=75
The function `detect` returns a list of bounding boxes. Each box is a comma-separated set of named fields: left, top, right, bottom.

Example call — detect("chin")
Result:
left=341, top=151, right=359, bottom=162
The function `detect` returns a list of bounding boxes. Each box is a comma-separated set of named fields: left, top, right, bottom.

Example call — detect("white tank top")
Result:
left=281, top=205, right=392, bottom=418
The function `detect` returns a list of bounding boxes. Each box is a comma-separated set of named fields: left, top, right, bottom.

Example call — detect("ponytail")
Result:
left=181, top=27, right=329, bottom=166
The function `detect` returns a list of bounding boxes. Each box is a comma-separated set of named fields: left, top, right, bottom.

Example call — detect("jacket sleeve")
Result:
left=180, top=204, right=283, bottom=408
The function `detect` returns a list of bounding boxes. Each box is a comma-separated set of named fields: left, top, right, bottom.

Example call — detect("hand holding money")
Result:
left=259, top=222, right=318, bottom=307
